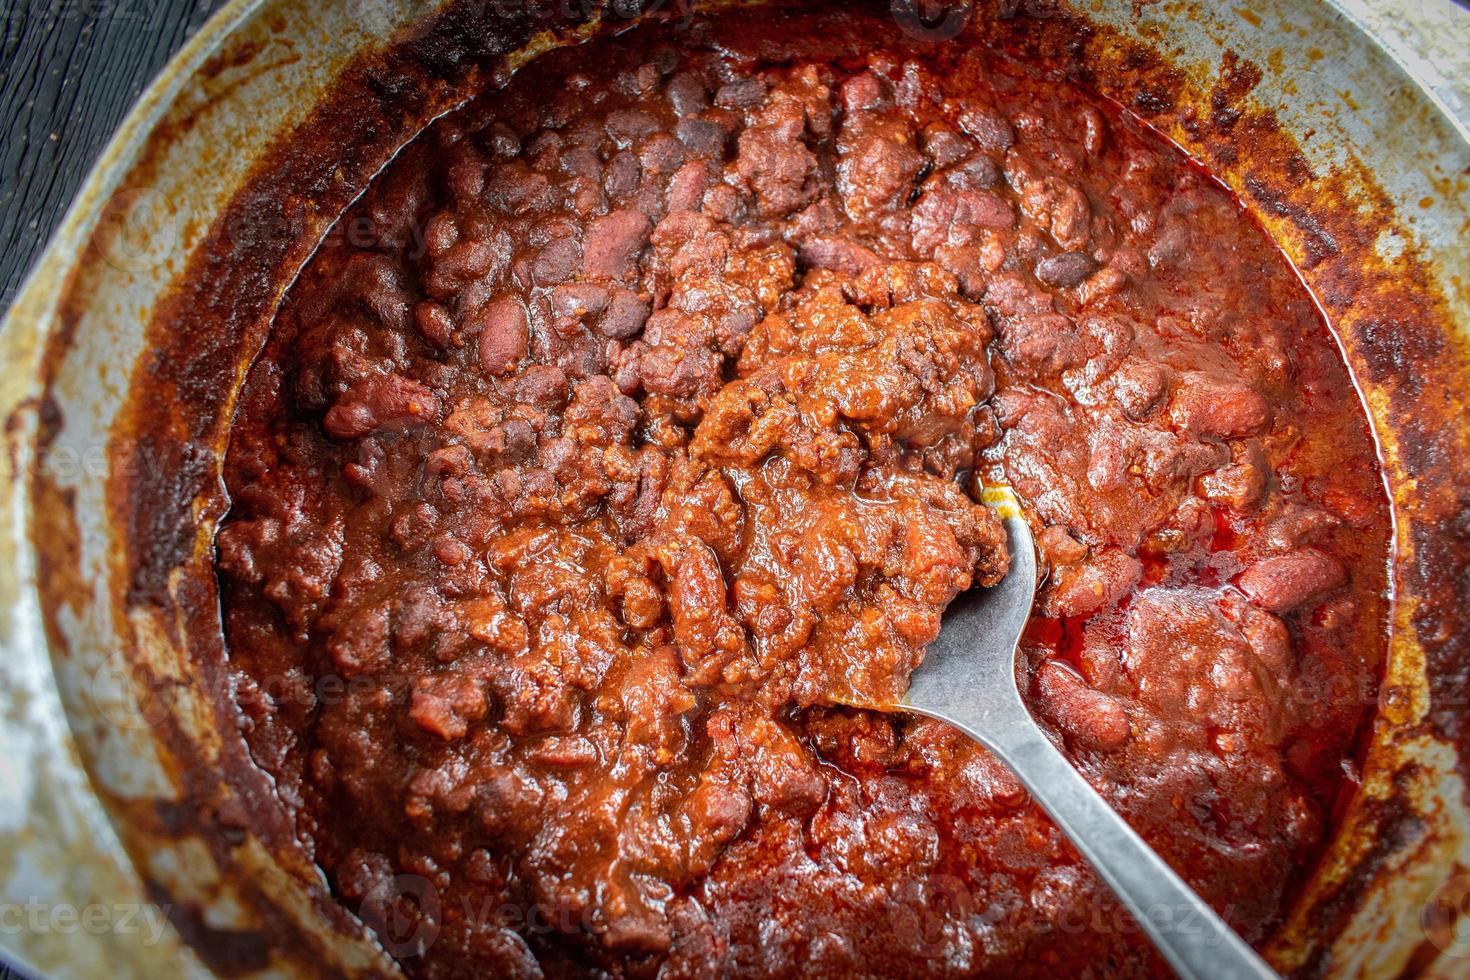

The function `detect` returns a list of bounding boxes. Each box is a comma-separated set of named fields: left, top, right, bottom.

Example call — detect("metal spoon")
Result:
left=897, top=485, right=1278, bottom=980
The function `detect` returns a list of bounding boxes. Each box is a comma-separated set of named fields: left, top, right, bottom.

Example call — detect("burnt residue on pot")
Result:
left=26, top=0, right=1470, bottom=976
left=30, top=1, right=623, bottom=976
left=969, top=7, right=1470, bottom=970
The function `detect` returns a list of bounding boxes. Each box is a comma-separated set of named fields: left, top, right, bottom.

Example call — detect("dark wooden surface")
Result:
left=2, top=4, right=225, bottom=968
left=1, top=0, right=227, bottom=309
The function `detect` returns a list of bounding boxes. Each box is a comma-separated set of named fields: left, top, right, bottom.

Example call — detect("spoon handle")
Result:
left=906, top=491, right=1276, bottom=977
left=979, top=724, right=1278, bottom=980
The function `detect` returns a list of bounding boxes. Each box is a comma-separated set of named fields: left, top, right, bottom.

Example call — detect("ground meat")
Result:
left=217, top=9, right=1391, bottom=979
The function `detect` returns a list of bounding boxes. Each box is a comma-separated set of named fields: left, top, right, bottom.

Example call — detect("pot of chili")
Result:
left=1, top=0, right=1467, bottom=977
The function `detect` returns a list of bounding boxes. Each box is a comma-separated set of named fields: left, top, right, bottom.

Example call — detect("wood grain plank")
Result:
left=0, top=0, right=226, bottom=306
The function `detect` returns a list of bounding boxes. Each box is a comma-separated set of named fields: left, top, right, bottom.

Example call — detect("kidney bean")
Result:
left=600, top=287, right=651, bottom=339
left=666, top=72, right=709, bottom=116
left=476, top=296, right=529, bottom=377
left=1036, top=660, right=1131, bottom=751
left=1034, top=251, right=1098, bottom=288
left=413, top=301, right=457, bottom=349
left=1238, top=548, right=1347, bottom=612
left=323, top=373, right=439, bottom=440
left=714, top=77, right=767, bottom=108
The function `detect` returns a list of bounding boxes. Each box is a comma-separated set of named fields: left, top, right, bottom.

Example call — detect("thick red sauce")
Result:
left=215, top=6, right=1391, bottom=976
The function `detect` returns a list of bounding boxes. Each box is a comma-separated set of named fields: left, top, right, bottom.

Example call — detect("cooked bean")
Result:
left=1238, top=548, right=1347, bottom=612
left=1034, top=251, right=1098, bottom=288
left=216, top=13, right=1390, bottom=977
left=475, top=296, right=529, bottom=376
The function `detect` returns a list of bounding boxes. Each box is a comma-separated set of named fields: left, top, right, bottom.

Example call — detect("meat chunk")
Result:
left=1037, top=525, right=1088, bottom=568
left=798, top=237, right=882, bottom=276
left=995, top=312, right=1085, bottom=378
left=709, top=707, right=825, bottom=814
left=737, top=126, right=817, bottom=217
left=958, top=108, right=1014, bottom=151
left=669, top=542, right=748, bottom=682
left=1006, top=149, right=1091, bottom=249
left=734, top=68, right=830, bottom=217
left=1200, top=461, right=1267, bottom=512
left=409, top=675, right=488, bottom=740
left=838, top=115, right=925, bottom=219
left=1123, top=588, right=1293, bottom=741
left=911, top=184, right=1014, bottom=253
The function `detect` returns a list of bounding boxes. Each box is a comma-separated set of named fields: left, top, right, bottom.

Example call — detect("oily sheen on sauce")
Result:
left=214, top=6, right=1392, bottom=977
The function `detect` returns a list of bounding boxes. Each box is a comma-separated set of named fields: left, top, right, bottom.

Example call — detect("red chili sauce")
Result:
left=215, top=6, right=1392, bottom=976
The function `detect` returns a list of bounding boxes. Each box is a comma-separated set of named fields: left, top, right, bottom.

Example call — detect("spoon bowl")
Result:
left=895, top=485, right=1278, bottom=980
